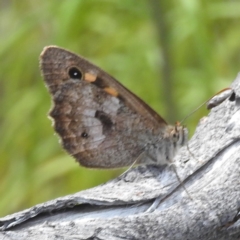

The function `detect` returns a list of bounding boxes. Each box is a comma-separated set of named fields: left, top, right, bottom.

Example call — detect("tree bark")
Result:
left=1, top=75, right=240, bottom=240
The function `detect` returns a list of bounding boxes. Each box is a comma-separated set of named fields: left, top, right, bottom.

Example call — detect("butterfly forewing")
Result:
left=40, top=46, right=182, bottom=168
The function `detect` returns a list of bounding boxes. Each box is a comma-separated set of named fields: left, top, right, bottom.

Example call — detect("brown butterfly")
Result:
left=40, top=46, right=188, bottom=169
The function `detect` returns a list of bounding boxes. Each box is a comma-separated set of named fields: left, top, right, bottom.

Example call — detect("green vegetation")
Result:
left=0, top=0, right=240, bottom=216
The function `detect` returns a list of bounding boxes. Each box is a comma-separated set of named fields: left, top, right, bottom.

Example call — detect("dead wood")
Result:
left=1, top=75, right=240, bottom=240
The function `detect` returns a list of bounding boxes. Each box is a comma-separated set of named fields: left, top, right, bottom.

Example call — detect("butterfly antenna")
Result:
left=180, top=101, right=206, bottom=125
left=180, top=88, right=234, bottom=164
left=180, top=87, right=233, bottom=125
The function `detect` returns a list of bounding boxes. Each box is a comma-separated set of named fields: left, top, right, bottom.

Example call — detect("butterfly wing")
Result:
left=40, top=46, right=170, bottom=168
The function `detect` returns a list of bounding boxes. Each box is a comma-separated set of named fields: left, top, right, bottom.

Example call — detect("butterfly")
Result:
left=40, top=46, right=188, bottom=169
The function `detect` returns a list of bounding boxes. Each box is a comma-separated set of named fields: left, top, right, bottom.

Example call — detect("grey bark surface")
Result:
left=1, top=75, right=240, bottom=240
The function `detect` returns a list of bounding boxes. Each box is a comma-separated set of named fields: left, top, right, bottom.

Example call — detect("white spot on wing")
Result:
left=102, top=96, right=120, bottom=115
left=82, top=109, right=96, bottom=117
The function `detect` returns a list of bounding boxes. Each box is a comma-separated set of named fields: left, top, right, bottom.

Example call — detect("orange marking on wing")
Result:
left=104, top=87, right=119, bottom=97
left=85, top=73, right=97, bottom=82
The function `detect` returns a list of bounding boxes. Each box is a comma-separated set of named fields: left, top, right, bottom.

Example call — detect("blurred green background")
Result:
left=0, top=0, right=240, bottom=217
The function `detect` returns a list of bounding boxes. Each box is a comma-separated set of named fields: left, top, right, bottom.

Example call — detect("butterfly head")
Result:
left=172, top=121, right=188, bottom=148
left=164, top=122, right=188, bottom=157
left=154, top=122, right=188, bottom=165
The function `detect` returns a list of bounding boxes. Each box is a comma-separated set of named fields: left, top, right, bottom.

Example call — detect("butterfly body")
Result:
left=40, top=46, right=188, bottom=168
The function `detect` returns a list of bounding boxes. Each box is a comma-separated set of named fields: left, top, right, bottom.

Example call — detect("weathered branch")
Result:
left=1, top=75, right=240, bottom=240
